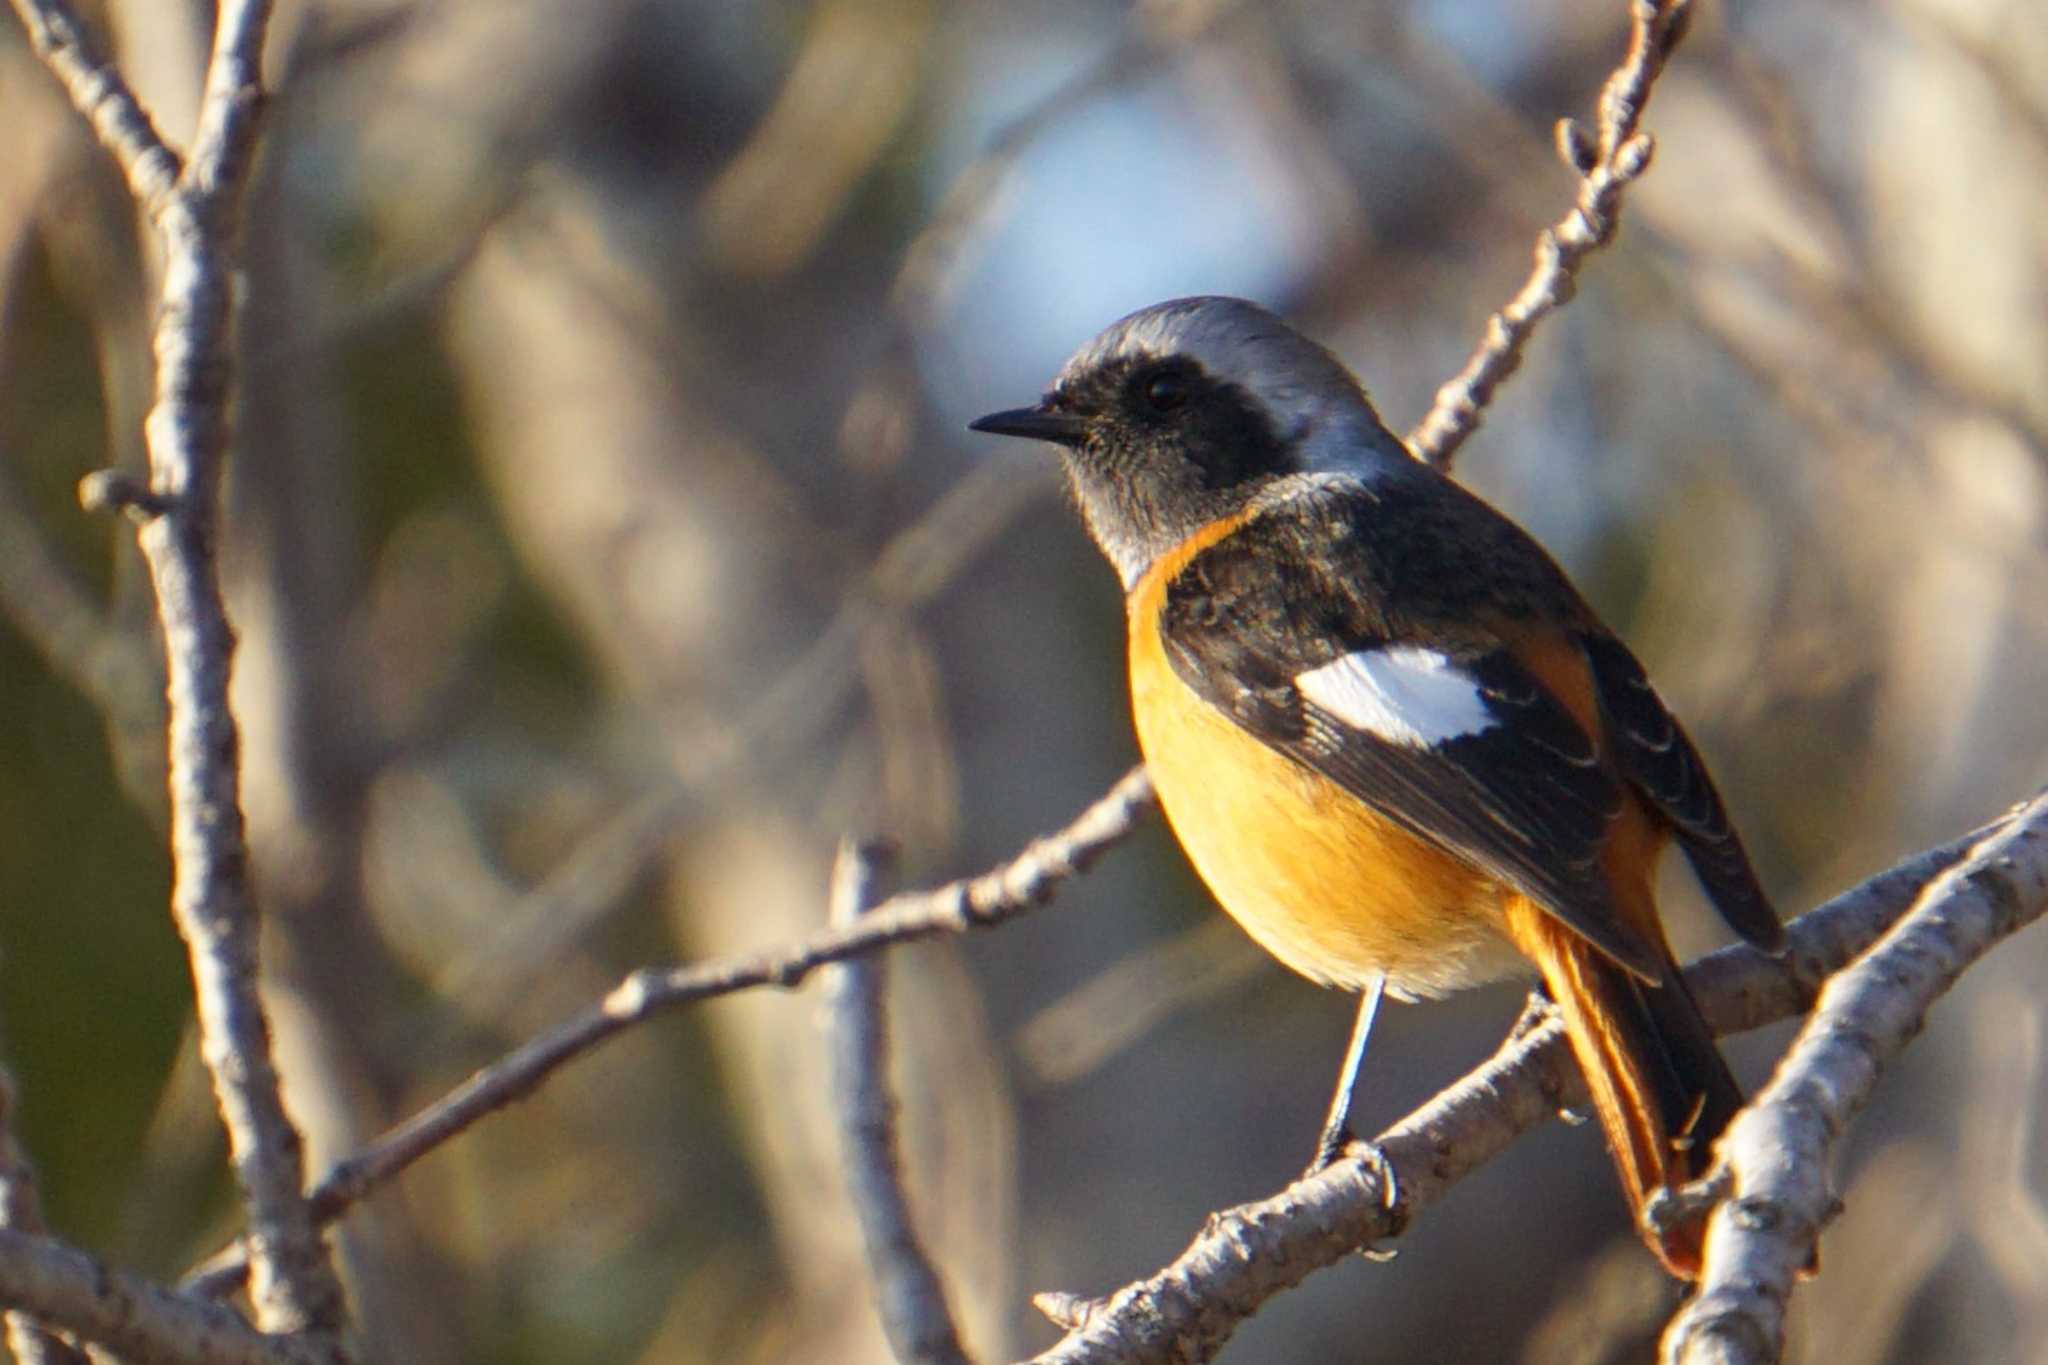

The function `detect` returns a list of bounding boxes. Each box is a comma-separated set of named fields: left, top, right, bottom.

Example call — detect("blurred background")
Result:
left=1, top=0, right=2044, bottom=1361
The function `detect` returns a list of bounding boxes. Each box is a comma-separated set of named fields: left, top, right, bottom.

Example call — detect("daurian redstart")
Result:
left=971, top=296, right=1782, bottom=1278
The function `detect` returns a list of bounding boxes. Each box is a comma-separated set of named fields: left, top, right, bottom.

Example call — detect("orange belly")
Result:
left=1127, top=593, right=1525, bottom=1000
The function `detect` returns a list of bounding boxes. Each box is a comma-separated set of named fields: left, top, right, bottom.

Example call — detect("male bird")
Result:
left=971, top=296, right=1781, bottom=1278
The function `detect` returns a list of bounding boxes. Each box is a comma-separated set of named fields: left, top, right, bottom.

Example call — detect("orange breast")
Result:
left=1126, top=539, right=1525, bottom=1000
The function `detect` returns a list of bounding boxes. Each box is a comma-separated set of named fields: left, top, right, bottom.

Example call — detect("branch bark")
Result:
left=825, top=840, right=975, bottom=1365
left=1662, top=791, right=2048, bottom=1364
left=8, top=0, right=180, bottom=210
left=1026, top=795, right=2046, bottom=1363
left=1405, top=0, right=1692, bottom=469
left=184, top=766, right=1158, bottom=1297
left=10, top=0, right=348, bottom=1345
left=0, top=1229, right=321, bottom=1365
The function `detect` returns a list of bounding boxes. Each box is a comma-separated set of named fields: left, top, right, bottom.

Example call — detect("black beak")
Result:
left=968, top=405, right=1089, bottom=446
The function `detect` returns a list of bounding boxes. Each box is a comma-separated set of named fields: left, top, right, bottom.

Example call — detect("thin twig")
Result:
left=15, top=0, right=348, bottom=1343
left=826, top=839, right=974, bottom=1365
left=0, top=453, right=160, bottom=750
left=183, top=766, right=1159, bottom=1297
left=0, top=1072, right=90, bottom=1365
left=1026, top=797, right=2043, bottom=1364
left=1661, top=791, right=2048, bottom=1365
left=1405, top=0, right=1692, bottom=469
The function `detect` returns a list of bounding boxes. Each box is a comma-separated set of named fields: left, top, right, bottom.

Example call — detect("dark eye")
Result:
left=1144, top=370, right=1190, bottom=413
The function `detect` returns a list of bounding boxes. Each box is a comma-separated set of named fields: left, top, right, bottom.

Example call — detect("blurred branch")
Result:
left=1026, top=794, right=2047, bottom=1364
left=1791, top=1139, right=1957, bottom=1365
left=1700, top=42, right=2048, bottom=466
left=703, top=0, right=933, bottom=278
left=1406, top=0, right=1692, bottom=470
left=1015, top=918, right=1260, bottom=1088
left=1962, top=991, right=2048, bottom=1357
left=839, top=0, right=1247, bottom=480
left=888, top=0, right=1247, bottom=330
left=825, top=839, right=974, bottom=1365
left=675, top=449, right=1057, bottom=789
left=1662, top=790, right=2048, bottom=1365
left=0, top=1071, right=90, bottom=1365
left=418, top=450, right=1055, bottom=1022
left=185, top=765, right=1158, bottom=1298
left=13, top=0, right=347, bottom=1345
left=424, top=784, right=686, bottom=1014
left=1884, top=0, right=2048, bottom=163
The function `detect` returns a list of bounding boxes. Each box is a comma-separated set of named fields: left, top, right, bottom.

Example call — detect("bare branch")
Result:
left=1026, top=797, right=2042, bottom=1364
left=1406, top=0, right=1692, bottom=469
left=825, top=839, right=974, bottom=1365
left=0, top=1228, right=320, bottom=1365
left=184, top=766, right=1158, bottom=1297
left=184, top=0, right=271, bottom=202
left=0, top=1071, right=90, bottom=1365
left=6, top=0, right=180, bottom=211
left=1662, top=791, right=2048, bottom=1365
left=19, top=0, right=347, bottom=1342
left=1028, top=1016, right=1564, bottom=1364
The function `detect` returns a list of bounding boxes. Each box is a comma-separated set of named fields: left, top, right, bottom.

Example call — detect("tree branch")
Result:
left=0, top=1071, right=90, bottom=1365
left=6, top=0, right=180, bottom=212
left=14, top=0, right=348, bottom=1343
left=825, top=839, right=974, bottom=1365
left=184, top=766, right=1158, bottom=1297
left=1025, top=795, right=2045, bottom=1363
left=1662, top=791, right=2048, bottom=1364
left=1405, top=0, right=1692, bottom=469
left=0, top=1228, right=322, bottom=1365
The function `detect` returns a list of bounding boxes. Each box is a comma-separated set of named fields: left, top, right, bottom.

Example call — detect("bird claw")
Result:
left=1306, top=1128, right=1404, bottom=1217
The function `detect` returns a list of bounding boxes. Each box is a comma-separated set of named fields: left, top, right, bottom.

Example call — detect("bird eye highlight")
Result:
left=1143, top=370, right=1190, bottom=413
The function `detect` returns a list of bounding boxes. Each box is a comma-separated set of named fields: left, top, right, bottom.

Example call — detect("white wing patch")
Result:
left=1295, top=646, right=1495, bottom=747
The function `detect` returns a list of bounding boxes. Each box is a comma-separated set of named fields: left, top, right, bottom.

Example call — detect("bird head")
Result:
left=971, top=296, right=1414, bottom=586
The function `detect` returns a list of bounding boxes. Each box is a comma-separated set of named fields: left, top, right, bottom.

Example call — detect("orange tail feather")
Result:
left=1505, top=894, right=1742, bottom=1279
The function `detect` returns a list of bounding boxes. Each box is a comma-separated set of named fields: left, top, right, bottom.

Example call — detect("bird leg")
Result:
left=1308, top=975, right=1391, bottom=1167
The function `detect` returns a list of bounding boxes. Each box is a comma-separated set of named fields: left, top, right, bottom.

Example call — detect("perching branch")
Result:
left=11, top=0, right=348, bottom=1345
left=1405, top=0, right=1692, bottom=469
left=1026, top=795, right=2048, bottom=1364
left=1662, top=791, right=2048, bottom=1365
left=184, top=766, right=1159, bottom=1297
left=2, top=2, right=2006, bottom=1358
left=825, top=840, right=974, bottom=1365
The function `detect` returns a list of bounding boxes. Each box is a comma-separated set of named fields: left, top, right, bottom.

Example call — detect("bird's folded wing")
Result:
left=1581, top=631, right=1782, bottom=949
left=1158, top=522, right=1665, bottom=983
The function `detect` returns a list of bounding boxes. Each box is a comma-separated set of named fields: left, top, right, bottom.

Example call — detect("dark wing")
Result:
left=1158, top=494, right=1665, bottom=983
left=1581, top=631, right=1783, bottom=950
